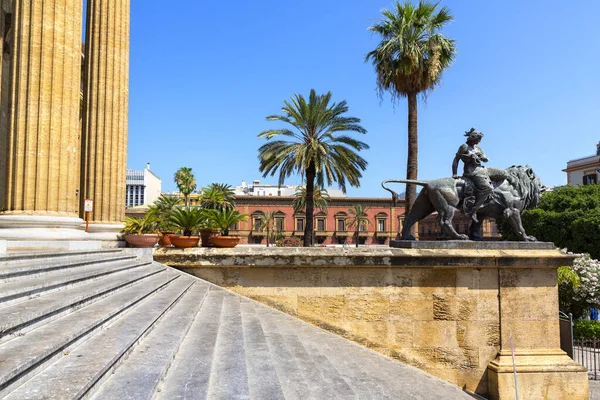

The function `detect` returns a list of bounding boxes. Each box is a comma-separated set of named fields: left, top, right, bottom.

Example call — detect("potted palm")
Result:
left=206, top=209, right=248, bottom=248
left=198, top=183, right=236, bottom=247
left=168, top=206, right=204, bottom=248
left=121, top=214, right=160, bottom=248
left=147, top=194, right=182, bottom=247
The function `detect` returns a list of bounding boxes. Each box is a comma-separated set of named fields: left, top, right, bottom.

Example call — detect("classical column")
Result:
left=0, top=0, right=87, bottom=241
left=80, top=0, right=130, bottom=244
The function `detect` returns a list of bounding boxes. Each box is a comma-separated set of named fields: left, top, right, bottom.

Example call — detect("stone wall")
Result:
left=154, top=246, right=589, bottom=399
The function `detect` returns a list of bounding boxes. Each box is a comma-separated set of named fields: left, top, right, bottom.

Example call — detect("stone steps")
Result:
left=0, top=257, right=148, bottom=306
left=0, top=251, right=473, bottom=399
left=0, top=249, right=125, bottom=278
left=0, top=267, right=180, bottom=395
left=0, top=263, right=164, bottom=340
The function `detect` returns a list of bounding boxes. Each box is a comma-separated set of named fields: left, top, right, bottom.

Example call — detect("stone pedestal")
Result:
left=154, top=244, right=590, bottom=399
left=488, top=349, right=587, bottom=400
left=486, top=263, right=589, bottom=399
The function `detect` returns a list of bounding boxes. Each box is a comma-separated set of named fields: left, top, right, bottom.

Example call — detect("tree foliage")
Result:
left=347, top=204, right=371, bottom=247
left=292, top=187, right=330, bottom=214
left=366, top=1, right=455, bottom=216
left=173, top=167, right=197, bottom=207
left=498, top=184, right=600, bottom=258
left=200, top=183, right=236, bottom=211
left=257, top=89, right=368, bottom=246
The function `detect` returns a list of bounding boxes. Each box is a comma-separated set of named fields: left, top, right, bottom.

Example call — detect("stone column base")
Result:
left=81, top=223, right=126, bottom=248
left=0, top=215, right=102, bottom=252
left=0, top=214, right=90, bottom=240
left=487, top=349, right=589, bottom=400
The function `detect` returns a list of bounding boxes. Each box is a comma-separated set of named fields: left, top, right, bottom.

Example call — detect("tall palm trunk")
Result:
left=266, top=226, right=270, bottom=247
left=405, top=92, right=418, bottom=234
left=304, top=163, right=316, bottom=247
left=355, top=228, right=359, bottom=247
left=184, top=195, right=189, bottom=207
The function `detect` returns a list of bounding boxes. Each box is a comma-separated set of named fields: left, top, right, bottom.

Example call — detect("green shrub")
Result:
left=573, top=320, right=600, bottom=339
left=497, top=185, right=600, bottom=259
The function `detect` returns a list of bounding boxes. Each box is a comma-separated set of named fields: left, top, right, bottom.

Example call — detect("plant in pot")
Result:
left=168, top=206, right=204, bottom=248
left=147, top=194, right=182, bottom=247
left=121, top=214, right=160, bottom=248
left=206, top=208, right=248, bottom=248
left=198, top=183, right=236, bottom=247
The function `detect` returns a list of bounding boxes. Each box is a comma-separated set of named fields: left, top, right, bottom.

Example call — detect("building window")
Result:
left=296, top=218, right=304, bottom=231
left=230, top=222, right=239, bottom=231
left=377, top=237, right=386, bottom=245
left=377, top=219, right=386, bottom=232
left=359, top=221, right=367, bottom=232
left=583, top=174, right=598, bottom=185
left=337, top=219, right=345, bottom=231
left=317, top=218, right=325, bottom=231
left=253, top=236, right=262, bottom=244
left=253, top=218, right=262, bottom=231
left=275, top=218, right=284, bottom=231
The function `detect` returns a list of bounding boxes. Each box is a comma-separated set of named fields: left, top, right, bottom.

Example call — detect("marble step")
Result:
left=0, top=270, right=180, bottom=395
left=239, top=299, right=286, bottom=399
left=0, top=258, right=150, bottom=305
left=3, top=276, right=197, bottom=400
left=253, top=302, right=332, bottom=400
left=155, top=288, right=225, bottom=399
left=0, top=249, right=124, bottom=273
left=0, top=253, right=136, bottom=281
left=88, top=282, right=208, bottom=400
left=205, top=292, right=250, bottom=399
left=0, top=263, right=165, bottom=339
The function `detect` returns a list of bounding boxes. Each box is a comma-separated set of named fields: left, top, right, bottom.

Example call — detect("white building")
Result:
left=233, top=180, right=345, bottom=197
left=564, top=142, right=600, bottom=185
left=126, top=163, right=161, bottom=207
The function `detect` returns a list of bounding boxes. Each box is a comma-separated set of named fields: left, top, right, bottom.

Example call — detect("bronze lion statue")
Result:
left=382, top=165, right=546, bottom=241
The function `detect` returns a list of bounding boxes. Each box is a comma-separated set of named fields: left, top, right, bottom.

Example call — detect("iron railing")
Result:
left=574, top=338, right=600, bottom=380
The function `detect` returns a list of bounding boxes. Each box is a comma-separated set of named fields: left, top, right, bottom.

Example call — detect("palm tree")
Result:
left=147, top=194, right=183, bottom=232
left=168, top=206, right=205, bottom=237
left=257, top=211, right=276, bottom=247
left=174, top=167, right=197, bottom=206
left=200, top=183, right=236, bottom=211
left=347, top=204, right=371, bottom=247
left=366, top=1, right=455, bottom=219
left=258, top=89, right=368, bottom=247
left=206, top=209, right=248, bottom=236
left=292, top=186, right=330, bottom=214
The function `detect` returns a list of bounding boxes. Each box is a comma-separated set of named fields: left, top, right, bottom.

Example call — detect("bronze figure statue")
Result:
left=382, top=128, right=546, bottom=241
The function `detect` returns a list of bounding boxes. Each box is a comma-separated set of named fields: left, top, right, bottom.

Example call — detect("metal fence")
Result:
left=574, top=338, right=600, bottom=380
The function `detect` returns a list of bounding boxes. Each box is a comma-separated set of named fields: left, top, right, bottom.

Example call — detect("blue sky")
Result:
left=127, top=0, right=600, bottom=196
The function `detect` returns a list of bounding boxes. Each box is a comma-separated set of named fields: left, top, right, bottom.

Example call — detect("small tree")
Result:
left=257, top=211, right=276, bottom=247
left=347, top=204, right=371, bottom=247
left=174, top=167, right=197, bottom=207
left=558, top=252, right=600, bottom=318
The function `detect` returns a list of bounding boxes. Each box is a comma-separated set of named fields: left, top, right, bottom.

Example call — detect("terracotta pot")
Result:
left=199, top=229, right=221, bottom=247
left=158, top=232, right=176, bottom=247
left=170, top=235, right=200, bottom=248
left=210, top=236, right=240, bottom=248
left=124, top=234, right=160, bottom=248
